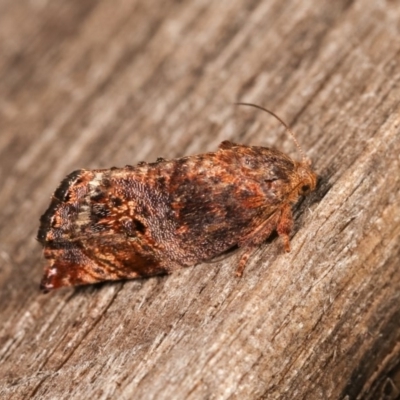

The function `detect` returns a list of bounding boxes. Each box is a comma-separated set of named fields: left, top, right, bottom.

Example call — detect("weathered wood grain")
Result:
left=0, top=1, right=399, bottom=399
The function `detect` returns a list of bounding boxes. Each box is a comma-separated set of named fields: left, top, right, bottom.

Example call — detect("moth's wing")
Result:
left=38, top=169, right=167, bottom=291
left=164, top=146, right=292, bottom=264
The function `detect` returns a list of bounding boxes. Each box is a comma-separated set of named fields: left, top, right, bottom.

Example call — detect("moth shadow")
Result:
left=204, top=230, right=280, bottom=266
left=313, top=169, right=332, bottom=203
left=69, top=276, right=166, bottom=296
left=204, top=245, right=240, bottom=264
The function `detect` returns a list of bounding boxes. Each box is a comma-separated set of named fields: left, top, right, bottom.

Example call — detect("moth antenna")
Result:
left=235, top=102, right=307, bottom=162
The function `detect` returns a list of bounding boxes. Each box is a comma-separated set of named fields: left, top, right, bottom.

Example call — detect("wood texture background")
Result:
left=1, top=1, right=399, bottom=399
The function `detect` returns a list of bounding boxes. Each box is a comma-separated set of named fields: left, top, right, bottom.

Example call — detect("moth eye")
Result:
left=301, top=185, right=310, bottom=193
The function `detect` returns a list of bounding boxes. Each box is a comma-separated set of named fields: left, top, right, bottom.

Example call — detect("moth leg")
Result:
left=277, top=204, right=293, bottom=252
left=236, top=245, right=258, bottom=277
left=236, top=212, right=281, bottom=277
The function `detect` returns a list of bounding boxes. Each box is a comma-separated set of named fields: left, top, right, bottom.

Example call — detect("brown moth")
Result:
left=37, top=104, right=317, bottom=291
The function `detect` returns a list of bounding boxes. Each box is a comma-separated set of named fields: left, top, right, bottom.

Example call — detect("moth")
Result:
left=38, top=104, right=317, bottom=291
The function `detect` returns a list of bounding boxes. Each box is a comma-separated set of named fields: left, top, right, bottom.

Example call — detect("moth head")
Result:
left=296, top=159, right=317, bottom=196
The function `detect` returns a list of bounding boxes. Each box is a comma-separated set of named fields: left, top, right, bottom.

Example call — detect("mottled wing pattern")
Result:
left=37, top=168, right=169, bottom=290
left=165, top=143, right=296, bottom=262
left=38, top=141, right=316, bottom=290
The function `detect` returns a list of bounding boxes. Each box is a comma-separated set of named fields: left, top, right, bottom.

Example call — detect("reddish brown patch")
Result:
left=38, top=140, right=317, bottom=291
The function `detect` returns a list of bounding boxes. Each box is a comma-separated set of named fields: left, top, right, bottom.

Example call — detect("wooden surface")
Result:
left=1, top=1, right=399, bottom=399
